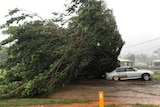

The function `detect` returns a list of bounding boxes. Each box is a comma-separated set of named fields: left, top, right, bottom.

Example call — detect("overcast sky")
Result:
left=1, top=0, right=160, bottom=55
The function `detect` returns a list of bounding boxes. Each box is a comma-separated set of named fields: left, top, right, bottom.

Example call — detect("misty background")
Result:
left=0, top=0, right=160, bottom=65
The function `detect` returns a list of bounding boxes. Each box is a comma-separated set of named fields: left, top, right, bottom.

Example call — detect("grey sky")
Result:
left=1, top=0, right=160, bottom=55
left=107, top=0, right=160, bottom=55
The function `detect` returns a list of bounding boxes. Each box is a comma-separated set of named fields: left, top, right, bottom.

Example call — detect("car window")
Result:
left=126, top=67, right=136, bottom=71
left=116, top=68, right=126, bottom=72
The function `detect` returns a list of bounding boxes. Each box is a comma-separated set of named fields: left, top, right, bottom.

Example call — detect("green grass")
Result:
left=0, top=98, right=89, bottom=107
left=152, top=70, right=160, bottom=80
left=1, top=99, right=159, bottom=107
left=153, top=74, right=160, bottom=79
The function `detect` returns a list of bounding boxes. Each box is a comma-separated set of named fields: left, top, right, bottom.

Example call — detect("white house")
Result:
left=118, top=58, right=133, bottom=67
left=151, top=60, right=160, bottom=69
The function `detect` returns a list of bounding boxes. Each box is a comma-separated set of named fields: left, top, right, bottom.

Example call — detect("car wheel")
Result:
left=142, top=74, right=150, bottom=81
left=113, top=75, right=119, bottom=81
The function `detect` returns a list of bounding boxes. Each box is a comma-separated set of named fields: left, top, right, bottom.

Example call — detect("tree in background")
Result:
left=124, top=53, right=135, bottom=65
left=0, top=0, right=124, bottom=98
left=121, top=53, right=160, bottom=68
left=154, top=48, right=160, bottom=57
left=136, top=54, right=150, bottom=63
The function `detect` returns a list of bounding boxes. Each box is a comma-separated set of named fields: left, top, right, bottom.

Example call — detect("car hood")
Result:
left=138, top=70, right=154, bottom=74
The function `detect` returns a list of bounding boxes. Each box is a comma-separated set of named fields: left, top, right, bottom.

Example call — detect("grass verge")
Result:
left=153, top=74, right=160, bottom=79
left=0, top=98, right=89, bottom=106
left=153, top=70, right=160, bottom=80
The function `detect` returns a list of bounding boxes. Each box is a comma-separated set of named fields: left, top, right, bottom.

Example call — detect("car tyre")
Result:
left=113, top=75, right=119, bottom=81
left=142, top=73, right=150, bottom=81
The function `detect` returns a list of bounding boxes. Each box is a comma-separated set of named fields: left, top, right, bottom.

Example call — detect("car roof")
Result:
left=117, top=66, right=132, bottom=69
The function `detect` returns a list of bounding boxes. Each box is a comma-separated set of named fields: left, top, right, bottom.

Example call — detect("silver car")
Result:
left=105, top=66, right=154, bottom=81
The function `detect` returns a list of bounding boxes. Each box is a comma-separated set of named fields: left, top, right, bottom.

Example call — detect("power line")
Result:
left=124, top=44, right=159, bottom=54
left=124, top=36, right=160, bottom=48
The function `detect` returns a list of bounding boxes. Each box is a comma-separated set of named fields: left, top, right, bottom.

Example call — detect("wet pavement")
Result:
left=51, top=79, right=160, bottom=105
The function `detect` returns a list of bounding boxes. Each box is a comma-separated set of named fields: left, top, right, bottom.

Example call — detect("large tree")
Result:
left=68, top=0, right=124, bottom=78
left=0, top=0, right=124, bottom=98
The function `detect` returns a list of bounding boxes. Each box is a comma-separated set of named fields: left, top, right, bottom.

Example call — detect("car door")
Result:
left=116, top=68, right=127, bottom=79
left=126, top=67, right=141, bottom=79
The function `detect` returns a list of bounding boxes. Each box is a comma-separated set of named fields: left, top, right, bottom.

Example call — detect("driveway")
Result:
left=51, top=79, right=160, bottom=105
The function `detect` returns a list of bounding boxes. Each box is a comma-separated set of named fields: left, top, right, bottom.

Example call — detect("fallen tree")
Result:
left=0, top=0, right=124, bottom=98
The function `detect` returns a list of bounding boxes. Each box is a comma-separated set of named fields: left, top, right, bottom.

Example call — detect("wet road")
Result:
left=51, top=79, right=160, bottom=105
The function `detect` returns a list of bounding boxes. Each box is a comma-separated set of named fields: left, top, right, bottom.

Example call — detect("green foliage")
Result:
left=22, top=74, right=47, bottom=97
left=0, top=13, right=68, bottom=97
left=0, top=0, right=124, bottom=98
left=68, top=0, right=124, bottom=77
left=0, top=47, right=7, bottom=62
